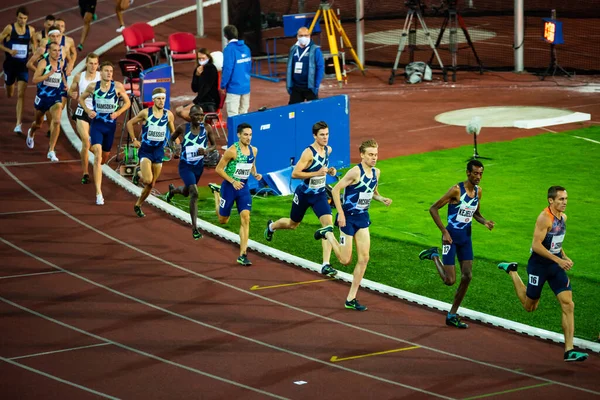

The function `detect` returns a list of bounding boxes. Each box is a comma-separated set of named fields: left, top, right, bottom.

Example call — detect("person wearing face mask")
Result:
left=175, top=48, right=219, bottom=122
left=286, top=26, right=324, bottom=105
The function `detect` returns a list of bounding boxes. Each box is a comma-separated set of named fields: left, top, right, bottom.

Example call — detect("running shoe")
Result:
left=116, top=25, right=125, bottom=33
left=77, top=44, right=84, bottom=52
left=345, top=298, right=367, bottom=311
left=208, top=183, right=221, bottom=194
left=46, top=130, right=50, bottom=138
left=81, top=174, right=90, bottom=184
left=314, top=225, right=333, bottom=240
left=264, top=219, right=274, bottom=241
left=93, top=13, right=97, bottom=21
left=134, top=205, right=145, bottom=218
left=446, top=314, right=468, bottom=329
left=192, top=228, right=202, bottom=240
left=132, top=166, right=141, bottom=186
left=564, top=350, right=588, bottom=362
left=166, top=183, right=175, bottom=203
left=418, top=247, right=439, bottom=260
left=237, top=254, right=252, bottom=266
left=47, top=151, right=59, bottom=162
left=321, top=264, right=338, bottom=277
left=497, top=262, right=518, bottom=274
left=26, top=129, right=34, bottom=149
left=14, top=124, right=22, bottom=135
left=96, top=194, right=104, bottom=206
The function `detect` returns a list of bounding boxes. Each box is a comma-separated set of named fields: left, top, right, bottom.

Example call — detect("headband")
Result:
left=152, top=93, right=166, bottom=99
left=48, top=29, right=61, bottom=35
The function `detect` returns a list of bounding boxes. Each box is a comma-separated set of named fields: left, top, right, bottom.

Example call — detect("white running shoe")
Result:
left=129, top=0, right=134, bottom=5
left=26, top=129, right=34, bottom=149
left=14, top=124, right=22, bottom=134
left=116, top=25, right=125, bottom=33
left=96, top=194, right=105, bottom=206
left=47, top=151, right=59, bottom=162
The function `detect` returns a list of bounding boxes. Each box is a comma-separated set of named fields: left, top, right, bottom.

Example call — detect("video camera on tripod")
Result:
left=405, top=0, right=426, bottom=13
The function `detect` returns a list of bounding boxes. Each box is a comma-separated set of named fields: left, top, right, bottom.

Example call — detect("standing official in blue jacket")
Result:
left=220, top=25, right=252, bottom=117
left=286, top=27, right=324, bottom=105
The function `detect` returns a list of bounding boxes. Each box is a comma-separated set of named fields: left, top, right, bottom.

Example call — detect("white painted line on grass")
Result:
left=9, top=343, right=111, bottom=360
left=0, top=270, right=62, bottom=280
left=0, top=209, right=56, bottom=216
left=573, top=135, right=600, bottom=145
left=0, top=354, right=119, bottom=399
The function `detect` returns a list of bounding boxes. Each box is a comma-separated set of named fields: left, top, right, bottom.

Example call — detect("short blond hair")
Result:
left=152, top=87, right=166, bottom=96
left=359, top=139, right=378, bottom=154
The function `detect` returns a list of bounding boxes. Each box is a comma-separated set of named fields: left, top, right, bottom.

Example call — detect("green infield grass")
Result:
left=165, top=126, right=600, bottom=341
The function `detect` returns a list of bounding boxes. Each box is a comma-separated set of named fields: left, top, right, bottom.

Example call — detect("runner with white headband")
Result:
left=127, top=87, right=175, bottom=217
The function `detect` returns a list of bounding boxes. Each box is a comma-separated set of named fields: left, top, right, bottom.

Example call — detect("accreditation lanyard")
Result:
left=295, top=46, right=310, bottom=62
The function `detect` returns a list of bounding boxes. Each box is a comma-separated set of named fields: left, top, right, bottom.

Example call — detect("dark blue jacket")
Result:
left=286, top=41, right=324, bottom=95
left=221, top=39, right=251, bottom=95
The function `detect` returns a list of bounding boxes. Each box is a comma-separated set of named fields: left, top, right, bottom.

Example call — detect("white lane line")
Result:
left=0, top=354, right=119, bottom=399
left=0, top=209, right=56, bottom=216
left=1, top=165, right=599, bottom=397
left=0, top=237, right=453, bottom=399
left=28, top=1, right=108, bottom=24
left=0, top=160, right=79, bottom=167
left=9, top=343, right=111, bottom=360
left=540, top=127, right=557, bottom=133
left=0, top=0, right=42, bottom=13
left=66, top=0, right=169, bottom=35
left=573, top=135, right=600, bottom=145
left=0, top=295, right=289, bottom=400
left=0, top=270, right=62, bottom=280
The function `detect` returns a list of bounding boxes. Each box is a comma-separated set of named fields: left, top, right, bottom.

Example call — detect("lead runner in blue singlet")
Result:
left=128, top=87, right=176, bottom=217
left=166, top=105, right=217, bottom=240
left=418, top=160, right=495, bottom=328
left=314, top=139, right=392, bottom=311
left=80, top=61, right=130, bottom=205
left=0, top=6, right=37, bottom=134
left=264, top=121, right=338, bottom=277
left=497, top=186, right=588, bottom=362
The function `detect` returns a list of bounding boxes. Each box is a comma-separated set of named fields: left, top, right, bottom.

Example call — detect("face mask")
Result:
left=198, top=59, right=208, bottom=66
left=298, top=36, right=310, bottom=47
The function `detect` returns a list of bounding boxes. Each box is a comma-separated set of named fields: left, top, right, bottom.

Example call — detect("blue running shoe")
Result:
left=564, top=350, right=588, bottom=362
left=345, top=298, right=367, bottom=311
left=208, top=183, right=221, bottom=194
left=132, top=166, right=141, bottom=186
left=166, top=184, right=175, bottom=203
left=419, top=247, right=439, bottom=260
left=134, top=205, right=145, bottom=218
left=446, top=314, right=468, bottom=329
left=498, top=262, right=518, bottom=273
left=192, top=228, right=202, bottom=240
left=264, top=219, right=274, bottom=241
left=321, top=264, right=338, bottom=277
left=237, top=254, right=252, bottom=266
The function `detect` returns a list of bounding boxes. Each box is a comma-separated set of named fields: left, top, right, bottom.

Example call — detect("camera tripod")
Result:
left=389, top=4, right=446, bottom=84
left=428, top=3, right=483, bottom=82
left=308, top=1, right=365, bottom=87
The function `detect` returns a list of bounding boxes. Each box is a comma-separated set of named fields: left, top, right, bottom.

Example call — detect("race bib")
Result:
left=308, top=176, right=326, bottom=190
left=95, top=97, right=117, bottom=114
left=442, top=244, right=451, bottom=255
left=233, top=162, right=252, bottom=180
left=147, top=125, right=167, bottom=142
left=43, top=72, right=62, bottom=88
left=294, top=61, right=303, bottom=74
left=34, top=95, right=40, bottom=105
left=456, top=202, right=477, bottom=223
left=75, top=106, right=84, bottom=116
left=550, top=233, right=565, bottom=254
left=185, top=145, right=204, bottom=162
left=12, top=43, right=28, bottom=59
left=357, top=192, right=373, bottom=210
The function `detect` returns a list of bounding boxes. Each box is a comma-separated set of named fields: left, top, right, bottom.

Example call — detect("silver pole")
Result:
left=196, top=0, right=204, bottom=37
left=356, top=0, right=364, bottom=65
left=221, top=0, right=229, bottom=50
left=514, top=0, right=524, bottom=72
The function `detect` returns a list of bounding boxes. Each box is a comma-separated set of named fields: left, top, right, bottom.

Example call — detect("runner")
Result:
left=79, top=61, right=131, bottom=205
left=128, top=87, right=175, bottom=216
left=314, top=139, right=392, bottom=311
left=68, top=52, right=100, bottom=184
left=115, top=0, right=134, bottom=33
left=0, top=7, right=37, bottom=134
left=166, top=105, right=217, bottom=239
left=78, top=0, right=98, bottom=52
left=264, top=121, right=338, bottom=277
left=208, top=123, right=262, bottom=266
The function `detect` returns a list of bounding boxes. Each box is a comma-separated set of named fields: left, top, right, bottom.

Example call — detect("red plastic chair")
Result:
left=167, top=32, right=197, bottom=83
left=122, top=27, right=161, bottom=64
left=130, top=22, right=168, bottom=58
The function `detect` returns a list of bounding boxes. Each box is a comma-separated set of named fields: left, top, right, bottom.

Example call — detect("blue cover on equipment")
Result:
left=140, top=64, right=172, bottom=106
left=283, top=13, right=321, bottom=37
left=227, top=95, right=350, bottom=192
